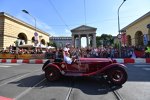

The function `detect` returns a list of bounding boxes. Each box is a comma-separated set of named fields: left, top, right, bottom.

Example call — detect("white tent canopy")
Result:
left=47, top=46, right=55, bottom=49
left=18, top=44, right=55, bottom=49
left=35, top=43, right=47, bottom=48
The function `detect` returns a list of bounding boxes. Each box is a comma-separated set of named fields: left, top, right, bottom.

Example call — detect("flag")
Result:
left=143, top=34, right=148, bottom=46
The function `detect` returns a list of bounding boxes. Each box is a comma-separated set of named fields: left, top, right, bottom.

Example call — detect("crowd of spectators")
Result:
left=0, top=45, right=149, bottom=58
left=0, top=48, right=43, bottom=54
left=45, top=45, right=148, bottom=59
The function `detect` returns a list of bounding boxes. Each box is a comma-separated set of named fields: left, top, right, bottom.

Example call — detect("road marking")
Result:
left=0, top=69, right=41, bottom=87
left=0, top=72, right=29, bottom=82
left=0, top=64, right=21, bottom=68
left=133, top=65, right=150, bottom=67
left=113, top=90, right=124, bottom=100
left=14, top=78, right=46, bottom=100
left=0, top=96, right=13, bottom=100
left=143, top=68, right=150, bottom=71
left=2, top=64, right=21, bottom=66
left=0, top=66, right=12, bottom=68
left=65, top=88, right=73, bottom=100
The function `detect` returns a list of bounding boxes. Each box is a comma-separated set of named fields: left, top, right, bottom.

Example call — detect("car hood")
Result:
left=79, top=58, right=113, bottom=63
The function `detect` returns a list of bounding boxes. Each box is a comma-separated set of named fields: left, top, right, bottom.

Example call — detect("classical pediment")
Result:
left=71, top=25, right=97, bottom=32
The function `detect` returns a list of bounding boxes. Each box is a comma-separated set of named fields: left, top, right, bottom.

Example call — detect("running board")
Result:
left=64, top=72, right=83, bottom=76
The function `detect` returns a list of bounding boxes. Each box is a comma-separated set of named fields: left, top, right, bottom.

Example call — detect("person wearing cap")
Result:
left=63, top=43, right=70, bottom=53
left=63, top=43, right=71, bottom=64
left=63, top=44, right=77, bottom=64
left=63, top=51, right=72, bottom=64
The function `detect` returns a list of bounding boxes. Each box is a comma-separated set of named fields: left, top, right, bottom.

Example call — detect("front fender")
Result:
left=106, top=63, right=127, bottom=69
left=43, top=63, right=62, bottom=72
left=100, top=63, right=127, bottom=73
left=82, top=63, right=127, bottom=76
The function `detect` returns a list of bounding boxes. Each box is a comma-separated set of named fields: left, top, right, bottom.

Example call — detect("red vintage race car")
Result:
left=42, top=58, right=128, bottom=85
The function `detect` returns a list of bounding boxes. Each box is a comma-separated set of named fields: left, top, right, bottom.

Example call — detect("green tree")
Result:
left=47, top=42, right=51, bottom=46
left=114, top=42, right=119, bottom=49
left=96, top=36, right=102, bottom=47
left=51, top=42, right=57, bottom=48
left=47, top=41, right=57, bottom=48
left=96, top=34, right=114, bottom=47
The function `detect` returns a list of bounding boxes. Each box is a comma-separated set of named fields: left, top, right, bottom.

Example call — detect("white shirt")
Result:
left=64, top=55, right=72, bottom=64
left=63, top=47, right=71, bottom=64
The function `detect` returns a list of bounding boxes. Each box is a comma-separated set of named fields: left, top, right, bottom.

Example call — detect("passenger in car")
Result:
left=64, top=51, right=72, bottom=64
left=63, top=50, right=77, bottom=64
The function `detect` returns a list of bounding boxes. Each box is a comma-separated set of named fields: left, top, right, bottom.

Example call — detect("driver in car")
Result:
left=63, top=51, right=77, bottom=64
left=63, top=43, right=77, bottom=64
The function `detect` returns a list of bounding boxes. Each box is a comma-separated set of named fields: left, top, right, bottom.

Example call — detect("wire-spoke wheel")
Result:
left=107, top=67, right=127, bottom=85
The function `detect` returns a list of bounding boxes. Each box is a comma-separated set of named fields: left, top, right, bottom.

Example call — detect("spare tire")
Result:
left=42, top=60, right=51, bottom=71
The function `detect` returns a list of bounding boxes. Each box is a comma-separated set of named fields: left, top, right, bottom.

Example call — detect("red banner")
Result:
left=121, top=32, right=126, bottom=46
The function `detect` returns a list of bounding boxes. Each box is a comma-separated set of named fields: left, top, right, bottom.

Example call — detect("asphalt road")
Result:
left=0, top=63, right=150, bottom=100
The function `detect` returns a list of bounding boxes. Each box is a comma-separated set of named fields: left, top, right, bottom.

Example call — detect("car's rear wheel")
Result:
left=107, top=67, right=127, bottom=85
left=45, top=67, right=61, bottom=81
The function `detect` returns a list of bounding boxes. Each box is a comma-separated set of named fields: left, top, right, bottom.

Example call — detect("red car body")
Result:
left=42, top=58, right=128, bottom=85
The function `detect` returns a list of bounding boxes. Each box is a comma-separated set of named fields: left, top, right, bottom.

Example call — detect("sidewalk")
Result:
left=0, top=58, right=150, bottom=64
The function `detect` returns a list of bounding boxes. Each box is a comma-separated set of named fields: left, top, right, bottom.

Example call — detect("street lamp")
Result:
left=22, top=10, right=36, bottom=32
left=22, top=10, right=38, bottom=46
left=117, top=0, right=126, bottom=57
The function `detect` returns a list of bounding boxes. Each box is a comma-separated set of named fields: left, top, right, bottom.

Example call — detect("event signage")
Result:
left=34, top=32, right=38, bottom=40
left=34, top=32, right=38, bottom=36
left=117, top=34, right=122, bottom=39
left=143, top=34, right=148, bottom=46
left=34, top=32, right=38, bottom=46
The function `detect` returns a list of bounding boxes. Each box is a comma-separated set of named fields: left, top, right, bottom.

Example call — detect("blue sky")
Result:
left=0, top=0, right=150, bottom=46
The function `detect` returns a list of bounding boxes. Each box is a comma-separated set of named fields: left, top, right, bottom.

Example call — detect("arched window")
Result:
left=41, top=39, right=45, bottom=45
left=18, top=33, right=27, bottom=45
left=135, top=31, right=143, bottom=46
left=32, top=37, right=35, bottom=43
left=126, top=35, right=131, bottom=46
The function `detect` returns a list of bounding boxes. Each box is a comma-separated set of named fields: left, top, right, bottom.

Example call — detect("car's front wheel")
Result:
left=45, top=67, right=61, bottom=81
left=107, top=67, right=127, bottom=85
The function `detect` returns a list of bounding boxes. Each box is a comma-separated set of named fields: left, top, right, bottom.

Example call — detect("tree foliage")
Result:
left=47, top=41, right=57, bottom=48
left=96, top=34, right=114, bottom=47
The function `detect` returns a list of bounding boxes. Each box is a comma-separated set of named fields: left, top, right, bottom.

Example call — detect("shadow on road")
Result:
left=9, top=74, right=122, bottom=95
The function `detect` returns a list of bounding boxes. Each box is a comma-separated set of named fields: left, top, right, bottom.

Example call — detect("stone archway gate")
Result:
left=71, top=25, right=97, bottom=48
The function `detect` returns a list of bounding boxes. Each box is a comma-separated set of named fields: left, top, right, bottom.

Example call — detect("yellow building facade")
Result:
left=0, top=12, right=50, bottom=49
left=122, top=11, right=150, bottom=46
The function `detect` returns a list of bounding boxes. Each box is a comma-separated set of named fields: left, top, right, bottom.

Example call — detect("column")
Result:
left=92, top=33, right=96, bottom=48
left=86, top=34, right=89, bottom=48
left=79, top=34, right=81, bottom=48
